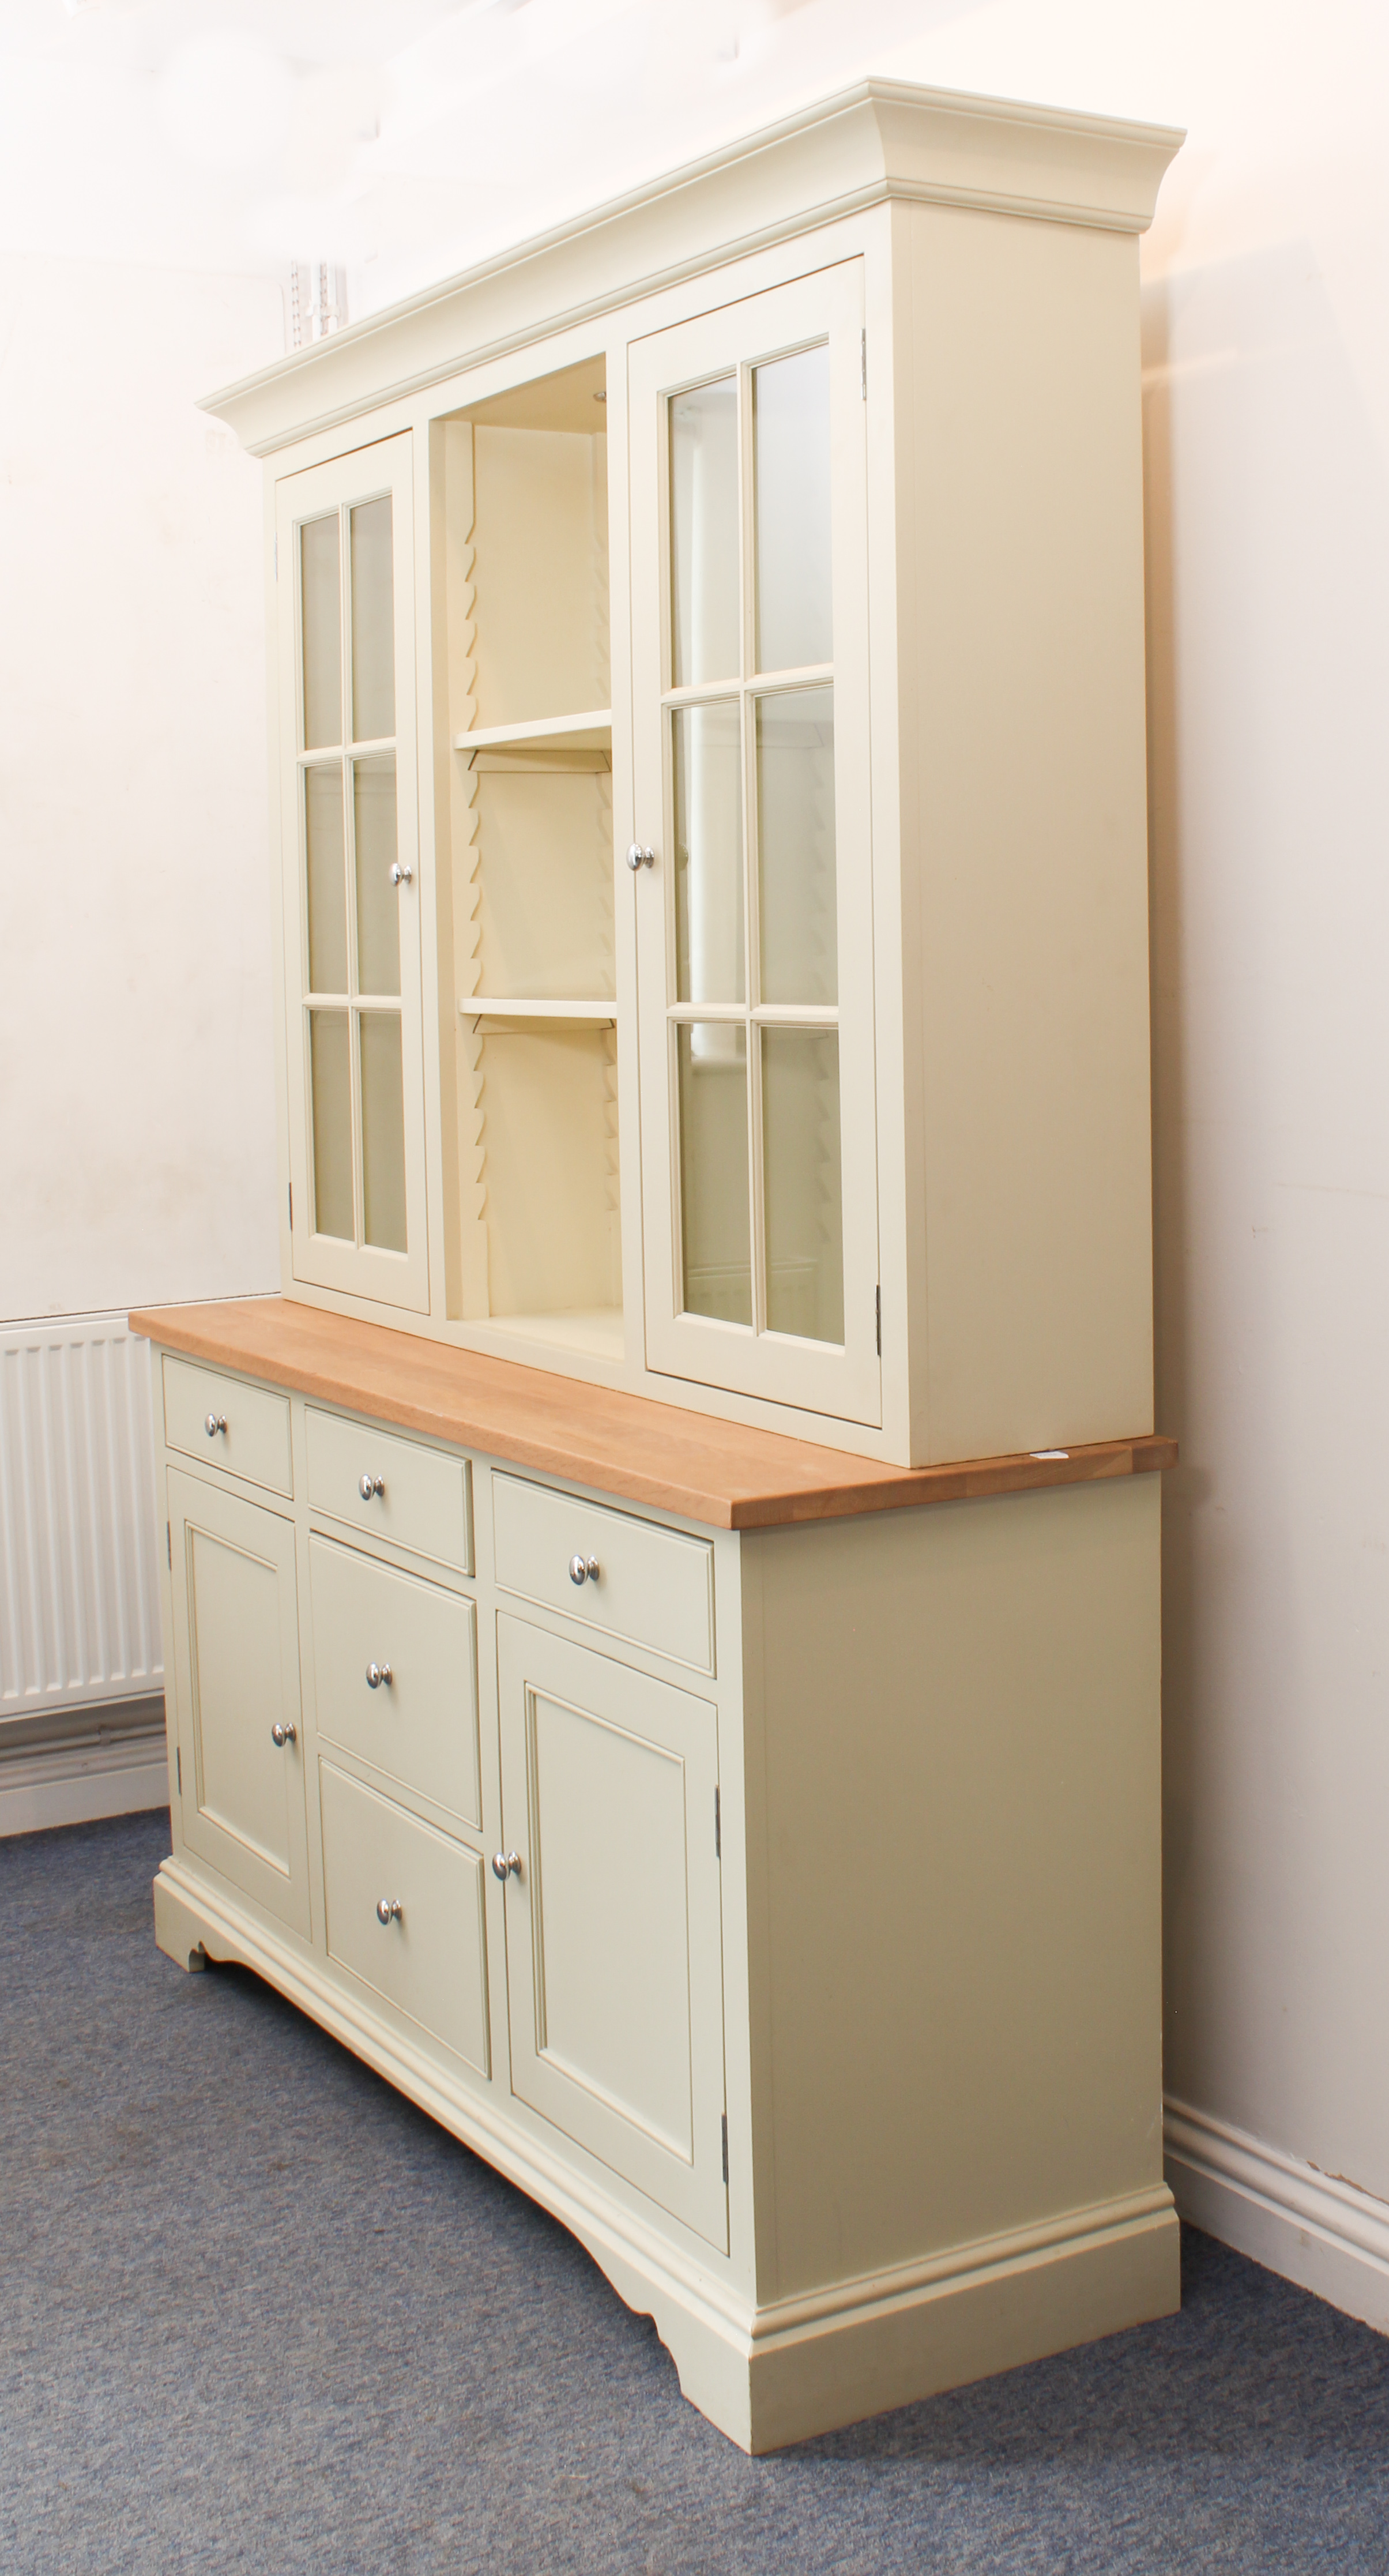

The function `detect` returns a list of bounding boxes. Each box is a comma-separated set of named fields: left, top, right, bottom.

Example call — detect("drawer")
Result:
left=310, top=1536, right=480, bottom=1829
left=163, top=1355, right=292, bottom=1496
left=319, top=1762, right=490, bottom=2075
left=492, top=1474, right=714, bottom=1675
left=306, top=1407, right=472, bottom=1571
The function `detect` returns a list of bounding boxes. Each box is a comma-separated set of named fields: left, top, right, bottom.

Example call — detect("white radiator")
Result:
left=0, top=1311, right=163, bottom=1719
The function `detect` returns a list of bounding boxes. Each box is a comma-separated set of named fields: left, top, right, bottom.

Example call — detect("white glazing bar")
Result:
left=299, top=736, right=396, bottom=766
left=665, top=1001, right=747, bottom=1024
left=305, top=992, right=401, bottom=1012
left=662, top=664, right=834, bottom=709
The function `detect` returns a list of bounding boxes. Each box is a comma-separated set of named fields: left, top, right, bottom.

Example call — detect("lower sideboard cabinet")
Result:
left=144, top=1316, right=1180, bottom=2455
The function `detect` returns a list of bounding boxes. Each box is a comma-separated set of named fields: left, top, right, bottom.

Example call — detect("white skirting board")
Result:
left=0, top=1695, right=170, bottom=1838
left=1165, top=2094, right=1389, bottom=2338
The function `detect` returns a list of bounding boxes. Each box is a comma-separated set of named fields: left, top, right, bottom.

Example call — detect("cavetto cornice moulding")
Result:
left=202, top=78, right=1184, bottom=458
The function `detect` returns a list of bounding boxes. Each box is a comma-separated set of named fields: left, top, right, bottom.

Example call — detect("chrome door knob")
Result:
left=375, top=1898, right=402, bottom=1926
left=569, top=1554, right=600, bottom=1585
left=270, top=1721, right=297, bottom=1748
left=365, top=1661, right=392, bottom=1690
left=626, top=842, right=654, bottom=871
left=491, top=1851, right=521, bottom=1883
left=205, top=1413, right=227, bottom=1437
left=359, top=1472, right=385, bottom=1501
left=390, top=862, right=413, bottom=886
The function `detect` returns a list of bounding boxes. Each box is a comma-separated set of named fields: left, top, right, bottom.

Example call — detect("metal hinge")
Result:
left=288, top=1182, right=293, bottom=1231
left=861, top=329, right=867, bottom=399
left=714, top=1785, right=721, bottom=1860
left=721, top=2114, right=729, bottom=2185
left=167, top=1521, right=172, bottom=1570
left=875, top=1285, right=881, bottom=1356
left=175, top=1746, right=182, bottom=1795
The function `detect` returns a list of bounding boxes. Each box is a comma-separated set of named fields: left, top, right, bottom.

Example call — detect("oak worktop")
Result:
left=130, top=1299, right=1176, bottom=1531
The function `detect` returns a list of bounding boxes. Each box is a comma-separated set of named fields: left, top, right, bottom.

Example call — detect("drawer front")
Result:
left=492, top=1474, right=714, bottom=1674
left=306, top=1407, right=472, bottom=1571
left=319, top=1762, right=490, bottom=2075
left=163, top=1356, right=292, bottom=1496
left=310, top=1536, right=480, bottom=1829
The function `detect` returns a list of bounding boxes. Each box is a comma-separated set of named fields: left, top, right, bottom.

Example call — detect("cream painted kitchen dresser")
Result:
left=136, top=80, right=1183, bottom=2451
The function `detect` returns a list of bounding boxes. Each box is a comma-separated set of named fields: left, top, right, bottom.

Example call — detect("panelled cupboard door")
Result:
left=167, top=1469, right=311, bottom=1938
left=496, top=1617, right=728, bottom=2250
left=276, top=433, right=429, bottom=1311
left=630, top=262, right=881, bottom=1427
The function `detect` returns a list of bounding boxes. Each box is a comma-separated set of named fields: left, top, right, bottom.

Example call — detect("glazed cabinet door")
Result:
left=276, top=434, right=430, bottom=1311
left=167, top=1469, right=311, bottom=1938
left=496, top=1616, right=728, bottom=2250
left=630, top=262, right=880, bottom=1427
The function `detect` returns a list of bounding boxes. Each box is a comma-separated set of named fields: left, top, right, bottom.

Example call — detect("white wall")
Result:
left=0, top=253, right=283, bottom=1323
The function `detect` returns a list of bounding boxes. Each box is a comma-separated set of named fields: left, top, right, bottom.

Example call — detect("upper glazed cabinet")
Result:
left=224, top=83, right=1181, bottom=1468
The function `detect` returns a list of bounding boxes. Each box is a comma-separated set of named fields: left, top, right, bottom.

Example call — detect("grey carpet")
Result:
left=3, top=1813, right=1388, bottom=2576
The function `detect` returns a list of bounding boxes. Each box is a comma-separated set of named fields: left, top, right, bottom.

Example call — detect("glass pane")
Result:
left=350, top=495, right=395, bottom=742
left=754, top=344, right=832, bottom=676
left=300, top=513, right=341, bottom=750
left=673, top=702, right=743, bottom=1005
left=756, top=686, right=836, bottom=1007
left=360, top=1010, right=407, bottom=1253
left=677, top=1022, right=750, bottom=1326
left=353, top=757, right=400, bottom=996
left=762, top=1027, right=843, bottom=1344
left=304, top=764, right=348, bottom=995
left=670, top=377, right=739, bottom=687
left=309, top=1010, right=353, bottom=1240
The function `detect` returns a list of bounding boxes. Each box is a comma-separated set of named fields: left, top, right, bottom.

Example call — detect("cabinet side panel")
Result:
left=746, top=1476, right=1163, bottom=2302
left=901, top=205, right=1153, bottom=1458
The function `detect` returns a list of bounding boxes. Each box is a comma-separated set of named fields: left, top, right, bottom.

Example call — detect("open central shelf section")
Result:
left=435, top=352, right=622, bottom=1368
left=456, top=716, right=615, bottom=1020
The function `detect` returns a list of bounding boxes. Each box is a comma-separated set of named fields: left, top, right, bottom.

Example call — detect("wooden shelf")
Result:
left=455, top=710, right=612, bottom=772
left=459, top=996, right=616, bottom=1021
left=130, top=1298, right=1177, bottom=1533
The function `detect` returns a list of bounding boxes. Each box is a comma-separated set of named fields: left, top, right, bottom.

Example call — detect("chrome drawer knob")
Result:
left=205, top=1413, right=227, bottom=1438
left=390, top=862, right=413, bottom=886
left=491, top=1850, right=521, bottom=1883
left=569, top=1554, right=600, bottom=1586
left=365, top=1661, right=392, bottom=1690
left=270, top=1721, right=297, bottom=1748
left=376, top=1897, right=402, bottom=1926
left=359, top=1472, right=386, bottom=1501
left=626, top=841, right=654, bottom=871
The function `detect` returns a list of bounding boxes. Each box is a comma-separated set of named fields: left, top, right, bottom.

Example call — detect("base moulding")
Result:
left=154, top=1855, right=1179, bottom=2451
left=1164, top=2094, right=1389, bottom=2340
left=1, top=1697, right=169, bottom=1838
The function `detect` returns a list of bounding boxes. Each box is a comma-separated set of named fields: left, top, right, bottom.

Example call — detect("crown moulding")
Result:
left=202, top=78, right=1185, bottom=458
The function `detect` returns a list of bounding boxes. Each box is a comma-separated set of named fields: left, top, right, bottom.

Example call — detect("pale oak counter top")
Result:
left=130, top=1298, right=1176, bottom=1532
